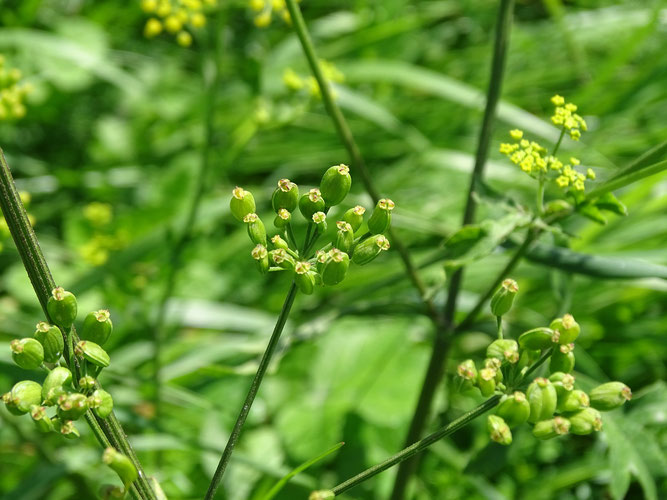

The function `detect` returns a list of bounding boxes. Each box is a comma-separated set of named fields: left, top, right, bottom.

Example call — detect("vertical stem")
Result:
left=496, top=316, right=503, bottom=339
left=391, top=1, right=516, bottom=497
left=204, top=283, right=299, bottom=500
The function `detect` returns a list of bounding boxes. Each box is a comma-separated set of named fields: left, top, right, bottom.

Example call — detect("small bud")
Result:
left=269, top=249, right=295, bottom=271
left=476, top=368, right=496, bottom=397
left=243, top=213, right=267, bottom=246
left=79, top=376, right=96, bottom=392
left=486, top=339, right=519, bottom=364
left=589, top=382, right=632, bottom=411
left=56, top=419, right=81, bottom=439
left=34, top=322, right=64, bottom=363
left=9, top=380, right=42, bottom=414
left=295, top=262, right=316, bottom=295
left=456, top=359, right=478, bottom=381
left=335, top=221, right=354, bottom=253
left=57, top=392, right=89, bottom=420
left=567, top=407, right=603, bottom=435
left=11, top=338, right=44, bottom=370
left=47, top=287, right=78, bottom=328
left=549, top=314, right=580, bottom=345
left=309, top=491, right=335, bottom=500
left=89, top=389, right=114, bottom=418
left=549, top=343, right=575, bottom=374
left=274, top=208, right=291, bottom=229
left=532, top=416, right=570, bottom=439
left=320, top=164, right=351, bottom=206
left=496, top=391, right=531, bottom=427
left=367, top=198, right=394, bottom=234
left=518, top=327, right=556, bottom=350
left=321, top=248, right=349, bottom=286
left=81, top=310, right=113, bottom=346
left=252, top=244, right=270, bottom=274
left=75, top=341, right=110, bottom=368
left=487, top=415, right=512, bottom=445
left=558, top=389, right=589, bottom=413
left=42, top=366, right=73, bottom=405
left=526, top=377, right=557, bottom=423
left=272, top=178, right=299, bottom=212
left=343, top=205, right=365, bottom=232
left=230, top=187, right=256, bottom=222
left=270, top=235, right=289, bottom=250
left=549, top=372, right=575, bottom=400
left=103, top=448, right=138, bottom=486
left=490, top=279, right=518, bottom=317
left=30, top=405, right=55, bottom=433
left=351, top=234, right=390, bottom=265
left=299, top=188, right=326, bottom=219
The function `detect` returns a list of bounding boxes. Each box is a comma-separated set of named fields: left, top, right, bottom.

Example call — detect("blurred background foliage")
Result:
left=0, top=0, right=665, bottom=499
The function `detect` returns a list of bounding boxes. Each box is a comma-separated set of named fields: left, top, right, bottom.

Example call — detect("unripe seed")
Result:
left=11, top=338, right=44, bottom=369
left=558, top=389, right=589, bottom=413
left=42, top=366, right=73, bottom=404
left=550, top=314, right=580, bottom=345
left=457, top=359, right=478, bottom=381
left=270, top=235, right=289, bottom=250
left=351, top=234, right=390, bottom=265
left=518, top=327, right=556, bottom=350
left=487, top=415, right=512, bottom=445
left=589, top=382, right=632, bottom=411
left=367, top=198, right=395, bottom=234
left=103, top=447, right=138, bottom=486
left=550, top=343, right=575, bottom=374
left=56, top=419, right=81, bottom=439
left=477, top=368, right=496, bottom=396
left=295, top=262, right=316, bottom=295
left=57, top=392, right=89, bottom=420
left=335, top=221, right=354, bottom=253
left=89, top=389, right=114, bottom=418
left=316, top=250, right=330, bottom=273
left=321, top=248, right=349, bottom=286
left=30, top=405, right=55, bottom=433
left=251, top=244, right=270, bottom=274
left=490, top=279, right=518, bottom=317
left=532, top=416, right=570, bottom=439
left=320, top=164, right=351, bottom=206
left=243, top=213, right=267, bottom=246
left=567, top=407, right=603, bottom=435
left=484, top=358, right=504, bottom=383
left=299, top=188, right=325, bottom=219
left=312, top=211, right=327, bottom=232
left=527, top=377, right=557, bottom=423
left=81, top=310, right=113, bottom=346
left=269, top=248, right=295, bottom=271
left=2, top=392, right=24, bottom=416
left=9, top=380, right=42, bottom=413
left=549, top=372, right=575, bottom=400
left=47, top=287, right=78, bottom=329
left=230, top=187, right=256, bottom=222
left=75, top=341, right=110, bottom=368
left=272, top=178, right=299, bottom=212
left=79, top=375, right=96, bottom=391
left=486, top=339, right=519, bottom=364
left=343, top=205, right=365, bottom=232
left=274, top=208, right=291, bottom=229
left=34, top=322, right=64, bottom=363
left=309, top=490, right=335, bottom=500
left=496, top=391, right=531, bottom=427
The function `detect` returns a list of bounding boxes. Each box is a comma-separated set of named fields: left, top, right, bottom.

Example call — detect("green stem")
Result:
left=390, top=1, right=516, bottom=497
left=496, top=316, right=503, bottom=339
left=0, top=149, right=155, bottom=500
left=536, top=177, right=545, bottom=215
left=204, top=283, right=299, bottom=500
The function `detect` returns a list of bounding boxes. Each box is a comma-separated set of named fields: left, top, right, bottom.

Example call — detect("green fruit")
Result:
left=11, top=338, right=44, bottom=369
left=30, top=406, right=55, bottom=433
left=79, top=376, right=96, bottom=392
left=274, top=208, right=291, bottom=228
left=295, top=262, right=316, bottom=295
left=487, top=415, right=512, bottom=445
left=251, top=245, right=270, bottom=274
left=75, top=341, right=110, bottom=368
left=243, top=213, right=267, bottom=246
left=589, top=382, right=632, bottom=411
left=47, top=287, right=78, bottom=328
left=321, top=248, right=349, bottom=286
left=269, top=249, right=295, bottom=271
left=343, top=205, right=366, bottom=232
left=518, top=327, right=555, bottom=350
left=9, top=380, right=42, bottom=413
left=550, top=314, right=580, bottom=344
left=272, top=178, right=299, bottom=212
left=367, top=198, right=394, bottom=234
left=532, top=416, right=570, bottom=440
left=549, top=343, right=575, bottom=374
left=89, top=389, right=114, bottom=419
left=567, top=408, right=603, bottom=435
left=270, top=235, right=289, bottom=250
left=549, top=372, right=575, bottom=400
left=496, top=391, right=531, bottom=427
left=230, top=187, right=256, bottom=222
left=334, top=221, right=354, bottom=253
left=319, top=164, right=351, bottom=206
left=557, top=389, right=589, bottom=413
left=34, top=322, right=64, bottom=363
left=2, top=392, right=24, bottom=416
left=456, top=359, right=477, bottom=382
left=42, top=367, right=73, bottom=405
left=299, top=189, right=325, bottom=219
left=526, top=377, right=557, bottom=423
left=312, top=211, right=327, bottom=232
left=486, top=339, right=519, bottom=364
left=56, top=419, right=80, bottom=439
left=476, top=368, right=496, bottom=397
left=490, top=279, right=518, bottom=317
left=81, top=310, right=113, bottom=346
left=103, top=448, right=138, bottom=486
left=351, top=234, right=390, bottom=265
left=57, top=392, right=89, bottom=420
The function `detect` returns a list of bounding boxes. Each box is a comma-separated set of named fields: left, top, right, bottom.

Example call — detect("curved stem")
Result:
left=205, top=283, right=299, bottom=500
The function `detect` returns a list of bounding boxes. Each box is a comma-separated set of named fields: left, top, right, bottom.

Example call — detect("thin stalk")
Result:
left=205, top=283, right=299, bottom=500
left=536, top=178, right=545, bottom=215
left=0, top=149, right=155, bottom=500
left=391, top=1, right=516, bottom=497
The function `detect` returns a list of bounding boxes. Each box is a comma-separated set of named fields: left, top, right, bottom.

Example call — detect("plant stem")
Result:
left=390, top=1, right=515, bottom=497
left=496, top=316, right=503, bottom=339
left=204, top=283, right=299, bottom=500
left=0, top=149, right=155, bottom=500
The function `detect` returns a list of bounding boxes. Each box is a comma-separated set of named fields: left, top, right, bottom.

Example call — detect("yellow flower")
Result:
left=254, top=11, right=271, bottom=27
left=164, top=15, right=183, bottom=33
left=551, top=95, right=565, bottom=106
left=249, top=0, right=265, bottom=11
left=570, top=129, right=581, bottom=141
left=144, top=18, right=163, bottom=37
left=570, top=157, right=580, bottom=166
left=141, top=0, right=158, bottom=13
left=556, top=176, right=569, bottom=188
left=190, top=12, right=206, bottom=27
left=177, top=31, right=193, bottom=47
left=509, top=129, right=523, bottom=140
left=283, top=68, right=304, bottom=91
left=573, top=179, right=585, bottom=191
left=156, top=1, right=172, bottom=17
left=586, top=168, right=596, bottom=180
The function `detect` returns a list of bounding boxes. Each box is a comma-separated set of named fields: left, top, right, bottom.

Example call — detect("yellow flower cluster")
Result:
left=0, top=55, right=32, bottom=120
left=78, top=203, right=128, bottom=266
left=550, top=94, right=587, bottom=141
left=249, top=0, right=299, bottom=28
left=141, top=0, right=218, bottom=47
left=282, top=60, right=345, bottom=99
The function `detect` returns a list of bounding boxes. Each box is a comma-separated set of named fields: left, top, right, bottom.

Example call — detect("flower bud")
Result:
left=351, top=234, right=390, bottom=265
left=81, top=310, right=113, bottom=346
left=518, top=327, right=555, bottom=350
left=103, top=448, right=138, bottom=486
left=484, top=358, right=504, bottom=383
left=589, top=382, right=632, bottom=411
left=496, top=391, right=531, bottom=427
left=56, top=419, right=81, bottom=439
left=42, top=366, right=73, bottom=405
left=270, top=235, right=289, bottom=250
left=550, top=314, right=580, bottom=345
left=269, top=248, right=295, bottom=271
left=251, top=244, right=270, bottom=274
left=457, top=359, right=478, bottom=382
left=8, top=380, right=42, bottom=414
left=47, top=287, right=78, bottom=328
left=299, top=188, right=326, bottom=219
left=526, top=377, right=557, bottom=423
left=316, top=250, right=329, bottom=273
left=321, top=248, right=349, bottom=286
left=30, top=405, right=55, bottom=433
left=532, top=416, right=570, bottom=439
left=78, top=376, right=96, bottom=392
left=57, top=392, right=89, bottom=420
left=75, top=341, right=110, bottom=368
left=89, top=389, right=114, bottom=419
left=558, top=389, right=589, bottom=413
left=230, top=187, right=256, bottom=222
left=367, top=198, right=395, bottom=234
left=335, top=221, right=354, bottom=253
left=312, top=211, right=327, bottom=232
left=343, top=205, right=365, bottom=232
left=486, top=339, right=519, bottom=364
left=320, top=164, right=351, bottom=206
left=243, top=213, right=267, bottom=246
left=309, top=491, right=335, bottom=500
left=487, top=415, right=512, bottom=445
left=549, top=372, right=575, bottom=400
left=272, top=178, right=299, bottom=212
left=274, top=208, right=291, bottom=229
left=549, top=343, right=575, bottom=374
left=567, top=407, right=603, bottom=435
left=476, top=368, right=496, bottom=396
left=11, top=338, right=44, bottom=369
left=490, top=279, right=518, bottom=317
left=34, top=322, right=64, bottom=363
left=295, top=261, right=316, bottom=295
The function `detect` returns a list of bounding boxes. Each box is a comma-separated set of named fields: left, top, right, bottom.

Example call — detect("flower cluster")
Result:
left=141, top=0, right=218, bottom=47
left=283, top=60, right=345, bottom=99
left=457, top=280, right=632, bottom=445
left=0, top=191, right=36, bottom=252
left=248, top=0, right=298, bottom=28
left=0, top=55, right=32, bottom=120
left=3, top=288, right=116, bottom=442
left=230, top=165, right=393, bottom=294
left=550, top=94, right=587, bottom=141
